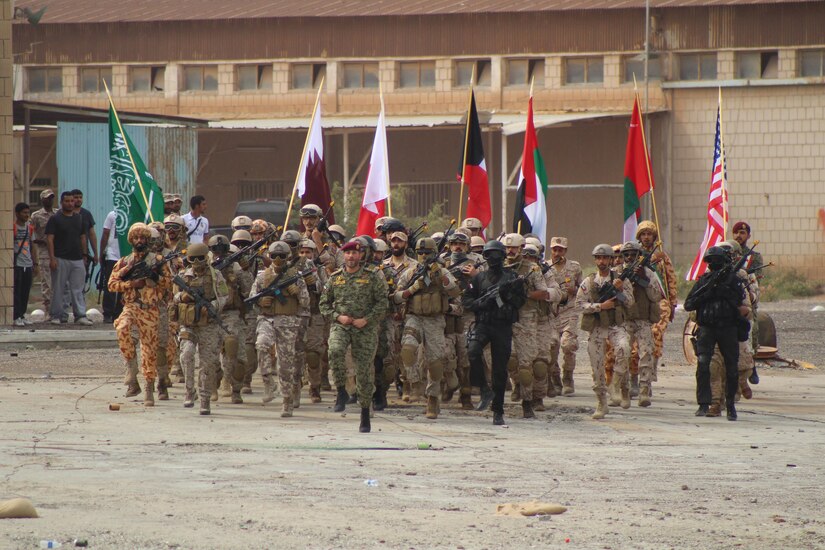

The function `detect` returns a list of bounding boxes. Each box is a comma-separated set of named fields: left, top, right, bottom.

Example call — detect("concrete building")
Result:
left=1, top=2, right=11, bottom=324
left=10, top=0, right=825, bottom=274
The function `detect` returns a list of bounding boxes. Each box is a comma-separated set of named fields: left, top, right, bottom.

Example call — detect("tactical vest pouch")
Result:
left=178, top=303, right=208, bottom=327
left=445, top=315, right=457, bottom=335
left=273, top=295, right=299, bottom=316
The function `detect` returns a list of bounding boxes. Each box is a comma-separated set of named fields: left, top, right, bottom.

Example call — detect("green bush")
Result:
left=759, top=267, right=822, bottom=302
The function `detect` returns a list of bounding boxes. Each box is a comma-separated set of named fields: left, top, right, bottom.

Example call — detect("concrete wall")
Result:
left=670, top=85, right=825, bottom=275
left=1, top=3, right=12, bottom=325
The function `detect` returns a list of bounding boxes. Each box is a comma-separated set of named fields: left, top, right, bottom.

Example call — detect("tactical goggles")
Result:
left=188, top=255, right=206, bottom=262
left=270, top=253, right=289, bottom=260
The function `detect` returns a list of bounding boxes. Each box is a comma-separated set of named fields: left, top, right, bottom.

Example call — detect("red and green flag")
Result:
left=512, top=96, right=548, bottom=243
left=622, top=97, right=655, bottom=242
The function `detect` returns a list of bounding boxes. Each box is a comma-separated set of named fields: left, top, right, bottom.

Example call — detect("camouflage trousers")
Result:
left=256, top=315, right=301, bottom=401
left=376, top=316, right=397, bottom=389
left=157, top=303, right=178, bottom=379
left=624, top=320, right=655, bottom=385
left=508, top=310, right=540, bottom=400
left=242, top=312, right=258, bottom=387
left=37, top=251, right=52, bottom=312
left=443, top=315, right=465, bottom=396
left=219, top=311, right=248, bottom=392
left=295, top=315, right=309, bottom=389
left=401, top=314, right=447, bottom=398
left=613, top=300, right=670, bottom=381
left=180, top=323, right=223, bottom=401
left=328, top=323, right=378, bottom=408
left=305, top=312, right=327, bottom=390
left=549, top=307, right=580, bottom=376
left=586, top=325, right=630, bottom=399
left=710, top=340, right=754, bottom=405
left=115, top=303, right=160, bottom=382
left=532, top=315, right=557, bottom=399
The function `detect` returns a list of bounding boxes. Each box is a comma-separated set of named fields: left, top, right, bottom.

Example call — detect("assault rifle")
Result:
left=244, top=266, right=316, bottom=305
left=595, top=248, right=656, bottom=303
left=448, top=256, right=486, bottom=277
left=212, top=228, right=274, bottom=271
left=747, top=262, right=773, bottom=275
left=691, top=240, right=760, bottom=299
left=172, top=274, right=230, bottom=333
left=315, top=201, right=342, bottom=247
left=400, top=219, right=456, bottom=291
left=472, top=274, right=527, bottom=309
left=540, top=257, right=562, bottom=275
left=407, top=221, right=429, bottom=248
left=121, top=250, right=183, bottom=282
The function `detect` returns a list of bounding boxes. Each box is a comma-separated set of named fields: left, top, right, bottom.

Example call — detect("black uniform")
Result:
left=684, top=267, right=746, bottom=412
left=462, top=268, right=525, bottom=415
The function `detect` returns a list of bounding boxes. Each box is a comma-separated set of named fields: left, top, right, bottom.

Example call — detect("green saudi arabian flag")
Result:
left=108, top=103, right=164, bottom=256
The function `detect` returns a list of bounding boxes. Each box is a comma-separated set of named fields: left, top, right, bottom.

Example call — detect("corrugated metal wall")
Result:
left=56, top=123, right=197, bottom=241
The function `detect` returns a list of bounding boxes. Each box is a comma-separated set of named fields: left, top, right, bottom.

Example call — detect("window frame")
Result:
left=736, top=51, right=778, bottom=80
left=237, top=64, right=273, bottom=92
left=182, top=65, right=219, bottom=92
left=454, top=59, right=492, bottom=88
left=622, top=56, right=662, bottom=83
left=799, top=49, right=825, bottom=78
left=398, top=61, right=436, bottom=89
left=129, top=65, right=166, bottom=93
left=676, top=52, right=717, bottom=81
left=290, top=62, right=327, bottom=90
left=26, top=67, right=63, bottom=93
left=341, top=62, right=379, bottom=90
left=505, top=58, right=545, bottom=87
left=564, top=56, right=604, bottom=85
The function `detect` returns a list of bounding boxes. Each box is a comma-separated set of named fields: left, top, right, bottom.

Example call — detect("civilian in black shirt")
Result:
left=71, top=189, right=98, bottom=265
left=45, top=191, right=93, bottom=325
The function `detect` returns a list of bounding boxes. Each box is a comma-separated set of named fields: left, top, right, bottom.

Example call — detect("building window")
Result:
left=737, top=51, right=778, bottom=79
left=565, top=57, right=604, bottom=84
left=183, top=65, right=218, bottom=92
left=237, top=64, right=272, bottom=91
left=79, top=67, right=112, bottom=93
left=291, top=63, right=326, bottom=89
left=800, top=50, right=825, bottom=77
left=623, top=56, right=662, bottom=82
left=26, top=67, right=62, bottom=93
left=399, top=61, right=436, bottom=88
left=342, top=63, right=379, bottom=89
left=506, top=59, right=544, bottom=87
left=678, top=53, right=717, bottom=80
left=455, top=59, right=491, bottom=87
left=130, top=66, right=165, bottom=92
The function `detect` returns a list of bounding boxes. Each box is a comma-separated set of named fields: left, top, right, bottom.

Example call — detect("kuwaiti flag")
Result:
left=622, top=97, right=654, bottom=243
left=458, top=91, right=491, bottom=230
left=296, top=101, right=335, bottom=224
left=355, top=104, right=390, bottom=237
left=512, top=96, right=548, bottom=243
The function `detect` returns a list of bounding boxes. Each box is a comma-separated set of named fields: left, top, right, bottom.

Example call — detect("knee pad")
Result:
left=507, top=355, right=519, bottom=376
left=306, top=350, right=321, bottom=370
left=517, top=368, right=533, bottom=387
left=223, top=335, right=239, bottom=359
left=401, top=344, right=418, bottom=369
left=427, top=359, right=445, bottom=382
left=532, top=358, right=549, bottom=380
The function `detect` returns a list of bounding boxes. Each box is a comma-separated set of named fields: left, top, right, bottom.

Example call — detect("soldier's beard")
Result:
left=134, top=243, right=148, bottom=252
left=391, top=247, right=405, bottom=257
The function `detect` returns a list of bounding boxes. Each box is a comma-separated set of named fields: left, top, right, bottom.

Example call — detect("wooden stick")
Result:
left=457, top=64, right=476, bottom=224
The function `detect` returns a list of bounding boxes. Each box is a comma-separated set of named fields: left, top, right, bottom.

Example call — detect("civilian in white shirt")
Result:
left=99, top=210, right=124, bottom=323
left=182, top=195, right=209, bottom=245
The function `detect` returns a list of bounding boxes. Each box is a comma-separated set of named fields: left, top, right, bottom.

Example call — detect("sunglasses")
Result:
left=189, top=255, right=206, bottom=262
left=271, top=253, right=289, bottom=260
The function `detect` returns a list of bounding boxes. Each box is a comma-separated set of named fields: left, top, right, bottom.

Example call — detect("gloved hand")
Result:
left=429, top=262, right=441, bottom=275
left=180, top=292, right=195, bottom=304
left=408, top=279, right=425, bottom=294
left=304, top=273, right=318, bottom=286
left=285, top=283, right=301, bottom=296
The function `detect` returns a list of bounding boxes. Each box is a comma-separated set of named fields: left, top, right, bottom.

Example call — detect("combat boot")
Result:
left=292, top=387, right=301, bottom=409
left=373, top=385, right=387, bottom=412
left=124, top=358, right=141, bottom=397
left=493, top=412, right=505, bottom=426
left=562, top=370, right=576, bottom=396
left=402, top=380, right=412, bottom=402
left=546, top=383, right=557, bottom=398
left=231, top=391, right=243, bottom=404
left=183, top=389, right=196, bottom=408
left=125, top=380, right=141, bottom=398
left=740, top=379, right=753, bottom=400
left=522, top=399, right=535, bottom=419
left=425, top=396, right=439, bottom=419
left=359, top=407, right=371, bottom=433
left=510, top=385, right=521, bottom=403
left=157, top=378, right=169, bottom=401
left=592, top=395, right=608, bottom=420
left=476, top=386, right=494, bottom=412
left=620, top=377, right=631, bottom=410
left=459, top=392, right=474, bottom=410
left=608, top=376, right=622, bottom=407
left=532, top=398, right=545, bottom=412
left=219, top=376, right=232, bottom=398
left=726, top=403, right=737, bottom=421
left=630, top=372, right=640, bottom=398
left=210, top=387, right=218, bottom=402
left=410, top=382, right=424, bottom=404
left=638, top=384, right=651, bottom=408
left=281, top=397, right=293, bottom=418
left=695, top=404, right=709, bottom=416
left=200, top=397, right=210, bottom=416
left=706, top=402, right=721, bottom=417
left=334, top=386, right=348, bottom=413
left=309, top=386, right=322, bottom=404
left=144, top=380, right=155, bottom=407
left=261, top=375, right=275, bottom=404
left=550, top=371, right=563, bottom=396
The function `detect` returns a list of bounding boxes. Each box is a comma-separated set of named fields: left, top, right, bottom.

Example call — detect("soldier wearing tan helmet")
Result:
left=501, top=233, right=558, bottom=418
left=148, top=221, right=180, bottom=396
left=576, top=243, right=635, bottom=420
left=460, top=217, right=484, bottom=238
left=546, top=236, right=583, bottom=396
left=231, top=215, right=253, bottom=232
left=230, top=229, right=260, bottom=393
left=108, top=223, right=173, bottom=406
left=164, top=214, right=187, bottom=254
left=248, top=241, right=310, bottom=417
left=298, top=239, right=329, bottom=403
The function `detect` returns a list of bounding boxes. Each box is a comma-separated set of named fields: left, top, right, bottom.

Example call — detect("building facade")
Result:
left=11, top=0, right=825, bottom=273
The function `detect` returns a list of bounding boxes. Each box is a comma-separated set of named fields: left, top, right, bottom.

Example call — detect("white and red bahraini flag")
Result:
left=686, top=105, right=728, bottom=280
left=355, top=105, right=390, bottom=237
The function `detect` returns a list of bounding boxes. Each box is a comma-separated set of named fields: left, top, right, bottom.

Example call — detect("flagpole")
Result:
left=718, top=87, right=728, bottom=240
left=457, top=65, right=476, bottom=225
left=284, top=76, right=325, bottom=231
left=380, top=83, right=392, bottom=217
left=632, top=75, right=662, bottom=248
left=103, top=80, right=155, bottom=223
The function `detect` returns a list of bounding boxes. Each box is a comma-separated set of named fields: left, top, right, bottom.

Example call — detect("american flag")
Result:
left=686, top=105, right=728, bottom=280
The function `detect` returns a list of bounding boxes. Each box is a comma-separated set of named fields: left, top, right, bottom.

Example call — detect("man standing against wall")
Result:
left=30, top=189, right=56, bottom=316
left=183, top=195, right=209, bottom=245
left=45, top=191, right=92, bottom=325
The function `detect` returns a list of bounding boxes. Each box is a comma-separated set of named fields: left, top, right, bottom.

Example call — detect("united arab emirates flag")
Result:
left=108, top=102, right=165, bottom=256
left=512, top=96, right=548, bottom=243
left=622, top=97, right=654, bottom=243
